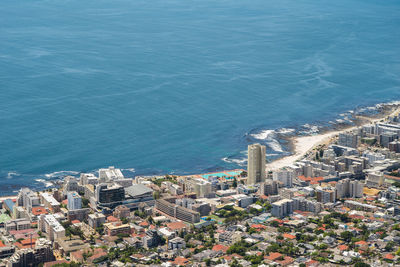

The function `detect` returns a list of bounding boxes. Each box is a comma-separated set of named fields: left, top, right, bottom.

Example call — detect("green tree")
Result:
left=340, top=231, right=353, bottom=242
left=232, top=178, right=238, bottom=188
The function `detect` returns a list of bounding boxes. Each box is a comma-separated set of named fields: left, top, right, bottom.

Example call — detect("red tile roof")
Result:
left=384, top=253, right=395, bottom=260
left=265, top=252, right=283, bottom=261
left=298, top=176, right=324, bottom=184
left=70, top=251, right=83, bottom=261
left=171, top=256, right=189, bottom=266
left=31, top=206, right=48, bottom=216
left=88, top=251, right=107, bottom=262
left=139, top=221, right=149, bottom=227
left=107, top=216, right=119, bottom=223
left=355, top=240, right=368, bottom=246
left=283, top=233, right=296, bottom=240
left=167, top=221, right=187, bottom=231
left=212, top=244, right=228, bottom=253
left=15, top=238, right=36, bottom=249
left=276, top=256, right=294, bottom=266
left=250, top=224, right=267, bottom=230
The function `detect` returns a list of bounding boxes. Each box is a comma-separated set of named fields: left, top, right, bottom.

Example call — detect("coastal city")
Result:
left=2, top=109, right=400, bottom=267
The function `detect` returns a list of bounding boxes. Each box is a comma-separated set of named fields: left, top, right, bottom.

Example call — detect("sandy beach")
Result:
left=266, top=104, right=400, bottom=171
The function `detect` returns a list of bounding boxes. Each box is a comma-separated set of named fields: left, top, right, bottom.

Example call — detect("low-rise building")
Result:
left=88, top=213, right=106, bottom=229
left=155, top=198, right=200, bottom=223
left=5, top=219, right=31, bottom=232
left=54, top=236, right=90, bottom=256
left=168, top=237, right=186, bottom=250
left=113, top=205, right=130, bottom=219
left=103, top=222, right=131, bottom=236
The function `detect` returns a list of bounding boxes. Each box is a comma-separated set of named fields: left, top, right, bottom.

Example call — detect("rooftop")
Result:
left=125, top=184, right=153, bottom=197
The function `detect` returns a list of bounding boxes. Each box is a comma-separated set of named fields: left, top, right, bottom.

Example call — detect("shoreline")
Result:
left=266, top=103, right=400, bottom=171
left=1, top=101, right=400, bottom=197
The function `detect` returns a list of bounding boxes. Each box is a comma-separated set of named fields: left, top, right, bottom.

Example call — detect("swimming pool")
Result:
left=201, top=170, right=242, bottom=180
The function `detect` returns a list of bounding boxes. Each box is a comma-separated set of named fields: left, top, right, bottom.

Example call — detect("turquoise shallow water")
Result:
left=1, top=0, right=400, bottom=194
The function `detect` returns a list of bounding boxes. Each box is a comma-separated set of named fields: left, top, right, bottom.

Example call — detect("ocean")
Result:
left=1, top=0, right=400, bottom=195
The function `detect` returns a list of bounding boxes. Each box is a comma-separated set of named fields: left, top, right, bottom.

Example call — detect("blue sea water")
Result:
left=1, top=0, right=400, bottom=195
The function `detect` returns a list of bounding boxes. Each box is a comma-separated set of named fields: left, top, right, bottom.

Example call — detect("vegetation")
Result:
left=52, top=263, right=81, bottom=267
left=61, top=221, right=84, bottom=240
left=81, top=197, right=90, bottom=208
left=216, top=205, right=248, bottom=224
left=227, top=240, right=252, bottom=256
left=153, top=175, right=178, bottom=187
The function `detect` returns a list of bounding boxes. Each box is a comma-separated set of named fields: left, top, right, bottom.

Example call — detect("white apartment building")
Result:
left=271, top=199, right=293, bottom=218
left=39, top=214, right=65, bottom=241
left=99, top=166, right=124, bottom=183
left=272, top=169, right=294, bottom=188
left=67, top=191, right=82, bottom=210
left=192, top=179, right=212, bottom=198
left=335, top=179, right=364, bottom=199
left=40, top=192, right=60, bottom=212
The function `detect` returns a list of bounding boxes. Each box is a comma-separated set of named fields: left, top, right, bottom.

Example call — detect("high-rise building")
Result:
left=40, top=192, right=61, bottom=213
left=335, top=179, right=364, bottom=199
left=188, top=178, right=212, bottom=198
left=338, top=132, right=360, bottom=148
left=272, top=169, right=294, bottom=188
left=366, top=172, right=384, bottom=188
left=271, top=199, right=293, bottom=218
left=79, top=173, right=99, bottom=186
left=17, top=188, right=40, bottom=212
left=95, top=183, right=125, bottom=210
left=350, top=180, right=363, bottom=198
left=389, top=140, right=400, bottom=153
left=38, top=215, right=65, bottom=241
left=316, top=187, right=336, bottom=203
left=260, top=180, right=279, bottom=196
left=247, top=143, right=266, bottom=185
left=63, top=176, right=79, bottom=194
left=67, top=192, right=82, bottom=211
left=6, top=239, right=54, bottom=267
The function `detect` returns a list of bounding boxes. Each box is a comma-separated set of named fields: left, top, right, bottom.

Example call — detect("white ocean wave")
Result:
left=267, top=140, right=284, bottom=153
left=251, top=129, right=284, bottom=152
left=276, top=128, right=295, bottom=135
left=45, top=171, right=79, bottom=178
left=7, top=171, right=20, bottom=179
left=122, top=168, right=136, bottom=172
left=221, top=157, right=247, bottom=166
left=35, top=179, right=53, bottom=187
left=300, top=124, right=319, bottom=135
left=251, top=129, right=275, bottom=140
